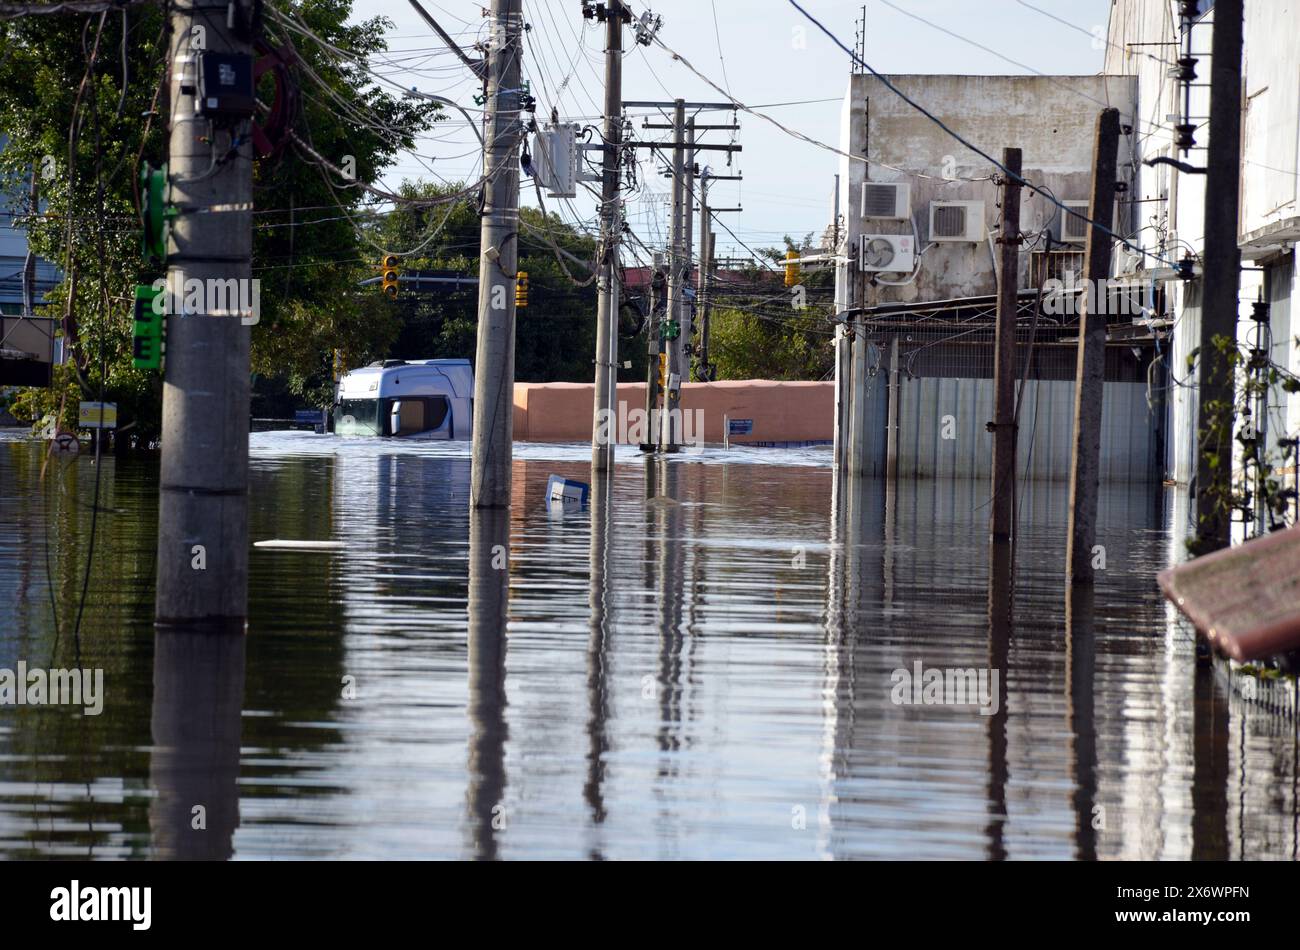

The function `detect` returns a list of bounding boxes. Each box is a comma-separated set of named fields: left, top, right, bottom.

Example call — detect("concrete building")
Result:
left=832, top=73, right=1161, bottom=482
left=0, top=137, right=59, bottom=388
left=836, top=73, right=1139, bottom=304
left=1105, top=1, right=1299, bottom=528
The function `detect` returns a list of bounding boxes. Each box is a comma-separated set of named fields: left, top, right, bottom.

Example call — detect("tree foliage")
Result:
left=707, top=245, right=836, bottom=381
left=0, top=0, right=435, bottom=441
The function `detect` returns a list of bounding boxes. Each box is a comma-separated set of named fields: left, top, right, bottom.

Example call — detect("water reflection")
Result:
left=1065, top=587, right=1097, bottom=861
left=986, top=540, right=1012, bottom=861
left=1, top=432, right=1297, bottom=859
left=584, top=471, right=613, bottom=856
left=466, top=508, right=509, bottom=861
left=150, top=629, right=245, bottom=859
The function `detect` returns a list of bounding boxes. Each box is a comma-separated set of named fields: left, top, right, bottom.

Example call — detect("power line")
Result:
left=782, top=0, right=1180, bottom=270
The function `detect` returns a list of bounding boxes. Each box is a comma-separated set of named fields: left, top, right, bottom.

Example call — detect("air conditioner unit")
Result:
left=861, top=181, right=911, bottom=220
left=928, top=200, right=985, bottom=242
left=859, top=234, right=915, bottom=273
left=1059, top=200, right=1091, bottom=243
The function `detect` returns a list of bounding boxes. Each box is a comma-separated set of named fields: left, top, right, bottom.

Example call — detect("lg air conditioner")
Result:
left=1059, top=200, right=1091, bottom=243
left=861, top=181, right=911, bottom=220
left=929, top=200, right=985, bottom=243
left=859, top=234, right=916, bottom=273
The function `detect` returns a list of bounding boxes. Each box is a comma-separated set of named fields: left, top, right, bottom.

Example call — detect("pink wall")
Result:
left=513, top=380, right=833, bottom=444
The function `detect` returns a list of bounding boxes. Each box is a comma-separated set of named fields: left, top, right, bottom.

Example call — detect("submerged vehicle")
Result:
left=331, top=358, right=473, bottom=439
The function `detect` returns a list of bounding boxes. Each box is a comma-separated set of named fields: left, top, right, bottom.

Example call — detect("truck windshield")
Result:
left=334, top=398, right=381, bottom=436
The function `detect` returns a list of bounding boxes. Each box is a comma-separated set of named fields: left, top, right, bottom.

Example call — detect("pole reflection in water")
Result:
left=985, top=540, right=1012, bottom=861
left=466, top=507, right=510, bottom=860
left=584, top=470, right=613, bottom=855
left=8, top=432, right=1299, bottom=860
left=149, top=628, right=246, bottom=860
left=649, top=458, right=687, bottom=829
left=1065, top=585, right=1098, bottom=860
left=1191, top=653, right=1230, bottom=860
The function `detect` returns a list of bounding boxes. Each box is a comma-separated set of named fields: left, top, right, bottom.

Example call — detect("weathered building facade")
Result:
left=832, top=73, right=1160, bottom=482
left=1105, top=1, right=1299, bottom=531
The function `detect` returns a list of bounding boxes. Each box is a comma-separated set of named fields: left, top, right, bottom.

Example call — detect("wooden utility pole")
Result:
left=470, top=0, right=524, bottom=509
left=1066, top=108, right=1120, bottom=585
left=990, top=147, right=1023, bottom=544
left=591, top=0, right=625, bottom=473
left=1193, top=0, right=1244, bottom=554
left=155, top=2, right=255, bottom=625
left=661, top=100, right=688, bottom=451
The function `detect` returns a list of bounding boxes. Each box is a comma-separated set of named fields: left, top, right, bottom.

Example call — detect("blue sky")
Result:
left=358, top=1, right=1113, bottom=260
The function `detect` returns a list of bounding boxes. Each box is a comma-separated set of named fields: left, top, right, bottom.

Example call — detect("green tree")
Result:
left=360, top=179, right=648, bottom=385
left=707, top=243, right=836, bottom=380
left=0, top=0, right=436, bottom=442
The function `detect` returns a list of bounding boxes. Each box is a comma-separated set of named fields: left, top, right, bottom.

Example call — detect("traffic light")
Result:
left=380, top=255, right=400, bottom=298
left=132, top=283, right=164, bottom=370
left=515, top=270, right=528, bottom=308
left=784, top=249, right=800, bottom=288
left=657, top=353, right=667, bottom=392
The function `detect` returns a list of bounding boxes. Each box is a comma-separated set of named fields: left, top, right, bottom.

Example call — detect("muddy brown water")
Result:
left=0, top=430, right=1294, bottom=859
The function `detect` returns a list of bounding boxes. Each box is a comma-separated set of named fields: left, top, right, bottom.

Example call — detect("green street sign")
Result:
left=131, top=283, right=164, bottom=370
left=140, top=162, right=171, bottom=262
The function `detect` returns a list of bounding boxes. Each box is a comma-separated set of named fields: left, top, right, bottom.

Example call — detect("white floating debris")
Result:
left=254, top=539, right=345, bottom=551
left=546, top=474, right=589, bottom=510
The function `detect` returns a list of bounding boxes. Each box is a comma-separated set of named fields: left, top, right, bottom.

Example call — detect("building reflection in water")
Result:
left=150, top=628, right=245, bottom=860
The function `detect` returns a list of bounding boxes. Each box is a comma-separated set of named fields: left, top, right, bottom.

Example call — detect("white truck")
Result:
left=331, top=359, right=473, bottom=439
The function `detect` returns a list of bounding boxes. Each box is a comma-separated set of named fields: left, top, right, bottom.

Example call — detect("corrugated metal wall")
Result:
left=892, top=377, right=1161, bottom=482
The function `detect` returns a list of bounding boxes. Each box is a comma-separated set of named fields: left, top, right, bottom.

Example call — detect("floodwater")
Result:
left=0, top=429, right=1296, bottom=860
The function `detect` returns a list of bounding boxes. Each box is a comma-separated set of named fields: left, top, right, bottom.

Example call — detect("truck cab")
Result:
left=332, top=359, right=473, bottom=440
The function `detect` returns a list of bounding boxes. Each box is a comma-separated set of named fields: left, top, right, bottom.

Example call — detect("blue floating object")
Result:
left=546, top=474, right=589, bottom=510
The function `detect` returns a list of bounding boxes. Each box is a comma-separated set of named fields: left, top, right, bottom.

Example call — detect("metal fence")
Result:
left=855, top=286, right=1166, bottom=483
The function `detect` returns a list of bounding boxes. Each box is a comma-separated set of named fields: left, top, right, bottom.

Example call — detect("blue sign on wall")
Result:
left=728, top=418, right=753, bottom=435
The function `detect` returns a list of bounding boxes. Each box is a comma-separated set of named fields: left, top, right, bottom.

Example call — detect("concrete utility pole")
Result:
left=1194, top=0, right=1243, bottom=554
left=155, top=3, right=254, bottom=625
left=661, top=100, right=688, bottom=451
left=21, top=163, right=36, bottom=320
left=696, top=170, right=712, bottom=381
left=833, top=317, right=849, bottom=471
left=644, top=252, right=666, bottom=441
left=470, top=0, right=524, bottom=509
left=591, top=0, right=625, bottom=473
left=1066, top=108, right=1120, bottom=585
left=990, top=147, right=1023, bottom=544
left=833, top=253, right=852, bottom=473
left=848, top=312, right=868, bottom=474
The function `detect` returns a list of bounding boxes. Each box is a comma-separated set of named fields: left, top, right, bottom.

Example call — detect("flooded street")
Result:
left=1, top=430, right=1296, bottom=860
